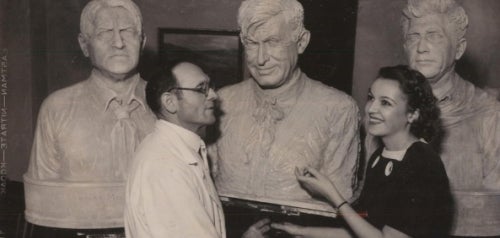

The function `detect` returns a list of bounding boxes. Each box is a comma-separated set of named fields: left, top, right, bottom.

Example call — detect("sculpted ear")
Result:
left=297, top=30, right=310, bottom=54
left=455, top=38, right=467, bottom=60
left=141, top=33, right=147, bottom=51
left=403, top=40, right=410, bottom=56
left=78, top=33, right=90, bottom=57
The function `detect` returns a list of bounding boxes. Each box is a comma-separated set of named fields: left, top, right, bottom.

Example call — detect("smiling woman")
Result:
left=366, top=66, right=441, bottom=150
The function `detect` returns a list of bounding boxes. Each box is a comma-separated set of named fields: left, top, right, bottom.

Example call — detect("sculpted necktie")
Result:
left=245, top=98, right=285, bottom=160
left=110, top=100, right=140, bottom=179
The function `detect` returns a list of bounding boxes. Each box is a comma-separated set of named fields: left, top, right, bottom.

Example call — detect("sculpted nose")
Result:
left=257, top=43, right=269, bottom=66
left=417, top=38, right=429, bottom=53
left=111, top=30, right=124, bottom=48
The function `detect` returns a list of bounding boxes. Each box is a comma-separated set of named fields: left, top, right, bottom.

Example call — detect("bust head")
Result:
left=238, top=0, right=310, bottom=89
left=80, top=0, right=143, bottom=38
left=401, top=0, right=468, bottom=85
left=78, top=0, right=146, bottom=80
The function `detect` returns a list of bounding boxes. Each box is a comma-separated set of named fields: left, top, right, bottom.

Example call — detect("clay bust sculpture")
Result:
left=209, top=0, right=360, bottom=205
left=24, top=0, right=155, bottom=229
left=366, top=0, right=500, bottom=236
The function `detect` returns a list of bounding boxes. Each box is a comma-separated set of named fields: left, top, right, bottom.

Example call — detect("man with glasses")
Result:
left=24, top=0, right=155, bottom=236
left=125, top=61, right=224, bottom=237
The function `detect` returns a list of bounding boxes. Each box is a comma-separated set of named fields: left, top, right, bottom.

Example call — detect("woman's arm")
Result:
left=289, top=166, right=411, bottom=238
left=334, top=199, right=410, bottom=238
left=271, top=223, right=353, bottom=238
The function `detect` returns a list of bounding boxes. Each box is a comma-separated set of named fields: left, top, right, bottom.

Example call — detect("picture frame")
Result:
left=158, top=28, right=244, bottom=89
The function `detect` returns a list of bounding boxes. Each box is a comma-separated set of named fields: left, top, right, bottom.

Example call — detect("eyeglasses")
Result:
left=169, top=82, right=214, bottom=97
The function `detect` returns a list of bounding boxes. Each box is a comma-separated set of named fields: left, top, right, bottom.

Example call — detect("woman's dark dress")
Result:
left=357, top=141, right=453, bottom=237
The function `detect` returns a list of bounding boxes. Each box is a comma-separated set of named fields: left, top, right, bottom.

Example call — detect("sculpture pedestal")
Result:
left=450, top=190, right=500, bottom=236
left=24, top=175, right=125, bottom=229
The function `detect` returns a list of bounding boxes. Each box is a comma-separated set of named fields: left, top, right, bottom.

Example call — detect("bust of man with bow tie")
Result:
left=208, top=0, right=361, bottom=236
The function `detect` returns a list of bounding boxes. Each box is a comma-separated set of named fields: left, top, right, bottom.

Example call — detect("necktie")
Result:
left=245, top=98, right=285, bottom=160
left=110, top=100, right=140, bottom=179
left=199, top=143, right=225, bottom=235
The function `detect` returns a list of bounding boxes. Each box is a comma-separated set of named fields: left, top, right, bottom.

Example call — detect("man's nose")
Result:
left=207, top=88, right=218, bottom=101
left=111, top=29, right=125, bottom=48
left=257, top=43, right=269, bottom=65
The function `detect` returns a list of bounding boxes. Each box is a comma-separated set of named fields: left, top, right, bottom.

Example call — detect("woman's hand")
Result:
left=295, top=166, right=343, bottom=205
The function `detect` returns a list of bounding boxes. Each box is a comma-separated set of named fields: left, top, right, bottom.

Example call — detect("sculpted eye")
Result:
left=244, top=39, right=258, bottom=48
left=426, top=32, right=443, bottom=42
left=97, top=29, right=113, bottom=40
left=120, top=28, right=137, bottom=38
left=405, top=34, right=420, bottom=44
left=266, top=38, right=281, bottom=47
left=122, top=28, right=136, bottom=33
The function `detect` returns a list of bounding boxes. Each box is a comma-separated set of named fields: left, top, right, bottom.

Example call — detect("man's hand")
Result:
left=242, top=218, right=271, bottom=238
left=271, top=222, right=307, bottom=237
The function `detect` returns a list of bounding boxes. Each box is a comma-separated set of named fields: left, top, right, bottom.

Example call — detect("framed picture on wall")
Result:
left=158, top=28, right=243, bottom=89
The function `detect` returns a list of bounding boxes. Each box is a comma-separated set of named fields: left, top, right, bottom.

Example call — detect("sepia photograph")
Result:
left=1, top=0, right=500, bottom=237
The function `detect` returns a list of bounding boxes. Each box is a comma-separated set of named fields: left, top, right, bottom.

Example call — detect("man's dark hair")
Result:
left=145, top=61, right=183, bottom=117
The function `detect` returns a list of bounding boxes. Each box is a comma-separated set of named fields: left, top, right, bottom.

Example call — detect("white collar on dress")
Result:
left=381, top=139, right=426, bottom=161
left=381, top=148, right=407, bottom=161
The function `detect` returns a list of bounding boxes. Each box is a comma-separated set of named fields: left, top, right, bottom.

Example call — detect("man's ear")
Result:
left=455, top=38, right=467, bottom=60
left=408, top=109, right=420, bottom=124
left=297, top=30, right=311, bottom=54
left=78, top=33, right=90, bottom=57
left=161, top=92, right=177, bottom=114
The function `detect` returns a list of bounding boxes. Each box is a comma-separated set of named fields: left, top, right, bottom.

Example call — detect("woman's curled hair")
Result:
left=378, top=65, right=441, bottom=143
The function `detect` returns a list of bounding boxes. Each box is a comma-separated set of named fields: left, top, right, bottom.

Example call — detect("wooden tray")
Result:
left=219, top=192, right=338, bottom=218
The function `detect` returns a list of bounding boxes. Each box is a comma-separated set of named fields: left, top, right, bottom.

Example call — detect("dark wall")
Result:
left=299, top=0, right=358, bottom=94
left=352, top=0, right=500, bottom=111
left=45, top=0, right=90, bottom=94
left=3, top=0, right=34, bottom=182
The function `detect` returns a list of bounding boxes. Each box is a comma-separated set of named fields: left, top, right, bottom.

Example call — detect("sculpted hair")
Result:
left=401, top=0, right=468, bottom=41
left=238, top=0, right=306, bottom=41
left=378, top=65, right=441, bottom=142
left=80, top=0, right=143, bottom=37
left=145, top=62, right=182, bottom=117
